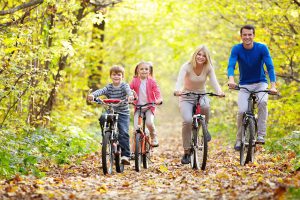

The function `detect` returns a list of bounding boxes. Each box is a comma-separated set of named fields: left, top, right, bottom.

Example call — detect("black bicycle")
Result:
left=175, top=92, right=224, bottom=170
left=131, top=102, right=161, bottom=172
left=232, top=86, right=277, bottom=165
left=94, top=98, right=125, bottom=175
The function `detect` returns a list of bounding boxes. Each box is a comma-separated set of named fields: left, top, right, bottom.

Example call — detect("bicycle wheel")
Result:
left=115, top=144, right=124, bottom=173
left=102, top=132, right=114, bottom=175
left=240, top=118, right=255, bottom=165
left=135, top=133, right=142, bottom=172
left=193, top=119, right=208, bottom=170
left=142, top=136, right=151, bottom=169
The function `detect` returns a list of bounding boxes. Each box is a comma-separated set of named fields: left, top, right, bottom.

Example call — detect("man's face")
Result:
left=241, top=28, right=255, bottom=47
left=110, top=72, right=123, bottom=86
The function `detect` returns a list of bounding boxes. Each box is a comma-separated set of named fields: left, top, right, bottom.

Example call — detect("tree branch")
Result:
left=294, top=0, right=300, bottom=6
left=0, top=0, right=43, bottom=16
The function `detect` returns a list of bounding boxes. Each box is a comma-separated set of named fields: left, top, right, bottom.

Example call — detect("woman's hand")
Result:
left=217, top=91, right=225, bottom=97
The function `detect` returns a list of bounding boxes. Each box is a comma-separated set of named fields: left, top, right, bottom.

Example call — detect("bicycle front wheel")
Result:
left=142, top=136, right=151, bottom=169
left=193, top=119, right=208, bottom=170
left=115, top=145, right=124, bottom=173
left=102, top=132, right=114, bottom=175
left=240, top=118, right=255, bottom=165
left=135, top=133, right=142, bottom=172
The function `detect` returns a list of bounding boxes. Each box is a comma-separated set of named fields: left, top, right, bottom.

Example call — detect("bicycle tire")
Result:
left=135, top=133, right=142, bottom=172
left=102, top=132, right=114, bottom=175
left=193, top=119, right=208, bottom=170
left=240, top=118, right=255, bottom=165
left=115, top=145, right=124, bottom=173
left=142, top=137, right=150, bottom=169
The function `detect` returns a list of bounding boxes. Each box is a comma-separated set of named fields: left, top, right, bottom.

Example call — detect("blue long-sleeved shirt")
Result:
left=227, top=42, right=276, bottom=85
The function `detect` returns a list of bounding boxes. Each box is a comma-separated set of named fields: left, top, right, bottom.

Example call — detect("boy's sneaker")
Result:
left=234, top=140, right=242, bottom=151
left=207, top=131, right=211, bottom=142
left=130, top=152, right=135, bottom=160
left=121, top=156, right=130, bottom=165
left=151, top=136, right=159, bottom=147
left=256, top=135, right=265, bottom=144
left=181, top=154, right=191, bottom=164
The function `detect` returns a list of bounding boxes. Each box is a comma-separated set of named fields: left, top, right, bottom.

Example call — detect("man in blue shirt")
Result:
left=227, top=25, right=278, bottom=150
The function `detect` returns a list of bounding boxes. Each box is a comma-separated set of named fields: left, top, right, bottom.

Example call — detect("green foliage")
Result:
left=0, top=127, right=99, bottom=179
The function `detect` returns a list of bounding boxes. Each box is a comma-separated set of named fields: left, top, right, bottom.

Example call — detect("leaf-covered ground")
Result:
left=0, top=108, right=299, bottom=200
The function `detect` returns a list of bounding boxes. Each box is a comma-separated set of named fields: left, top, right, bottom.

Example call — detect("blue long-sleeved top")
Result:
left=227, top=42, right=276, bottom=85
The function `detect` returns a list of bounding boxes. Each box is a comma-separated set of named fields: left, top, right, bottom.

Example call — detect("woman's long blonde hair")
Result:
left=189, top=45, right=213, bottom=71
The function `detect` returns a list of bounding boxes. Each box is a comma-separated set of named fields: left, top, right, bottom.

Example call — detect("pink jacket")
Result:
left=130, top=77, right=162, bottom=114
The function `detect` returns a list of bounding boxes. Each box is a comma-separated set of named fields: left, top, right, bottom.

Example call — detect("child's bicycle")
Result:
left=232, top=86, right=278, bottom=165
left=131, top=102, right=162, bottom=172
left=93, top=97, right=126, bottom=175
left=174, top=92, right=224, bottom=170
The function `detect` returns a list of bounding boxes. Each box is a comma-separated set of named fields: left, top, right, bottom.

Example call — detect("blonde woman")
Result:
left=174, top=45, right=224, bottom=164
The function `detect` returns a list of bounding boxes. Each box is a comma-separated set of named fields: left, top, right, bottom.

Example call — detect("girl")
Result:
left=174, top=45, right=224, bottom=164
left=130, top=61, right=162, bottom=147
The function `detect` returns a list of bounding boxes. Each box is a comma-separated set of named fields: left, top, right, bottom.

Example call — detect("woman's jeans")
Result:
left=179, top=95, right=210, bottom=150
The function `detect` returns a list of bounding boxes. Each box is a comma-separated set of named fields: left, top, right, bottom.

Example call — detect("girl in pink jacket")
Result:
left=130, top=61, right=162, bottom=147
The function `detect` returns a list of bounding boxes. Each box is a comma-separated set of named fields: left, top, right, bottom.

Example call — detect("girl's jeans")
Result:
left=237, top=82, right=268, bottom=141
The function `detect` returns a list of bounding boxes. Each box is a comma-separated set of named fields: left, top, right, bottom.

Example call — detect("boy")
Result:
left=87, top=65, right=134, bottom=164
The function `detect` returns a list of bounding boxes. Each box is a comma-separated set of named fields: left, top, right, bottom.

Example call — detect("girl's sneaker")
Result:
left=256, top=135, right=265, bottom=144
left=151, top=136, right=159, bottom=147
left=121, top=156, right=130, bottom=165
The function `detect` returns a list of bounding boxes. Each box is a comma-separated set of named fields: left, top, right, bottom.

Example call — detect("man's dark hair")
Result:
left=240, top=25, right=255, bottom=35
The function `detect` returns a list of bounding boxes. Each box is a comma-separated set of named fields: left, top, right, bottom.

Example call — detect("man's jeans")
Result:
left=236, top=82, right=268, bottom=141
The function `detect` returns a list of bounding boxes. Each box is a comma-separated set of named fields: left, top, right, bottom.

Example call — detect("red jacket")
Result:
left=130, top=77, right=162, bottom=113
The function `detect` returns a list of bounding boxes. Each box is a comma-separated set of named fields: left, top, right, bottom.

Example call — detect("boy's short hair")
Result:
left=109, top=65, right=125, bottom=77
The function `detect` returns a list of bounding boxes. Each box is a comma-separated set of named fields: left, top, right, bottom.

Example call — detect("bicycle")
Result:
left=232, top=86, right=277, bottom=166
left=174, top=92, right=224, bottom=170
left=131, top=102, right=162, bottom=172
left=93, top=98, right=126, bottom=175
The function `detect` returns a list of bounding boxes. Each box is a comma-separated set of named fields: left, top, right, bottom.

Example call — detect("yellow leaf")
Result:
left=159, top=165, right=168, bottom=173
left=97, top=184, right=108, bottom=193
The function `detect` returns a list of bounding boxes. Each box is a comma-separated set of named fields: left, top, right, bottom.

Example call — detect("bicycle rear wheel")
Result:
left=135, top=133, right=142, bottom=172
left=240, top=118, right=255, bottom=165
left=193, top=119, right=208, bottom=170
left=102, top=132, right=114, bottom=175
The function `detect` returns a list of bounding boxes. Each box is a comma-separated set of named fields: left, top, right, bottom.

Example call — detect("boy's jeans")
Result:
left=117, top=113, right=131, bottom=157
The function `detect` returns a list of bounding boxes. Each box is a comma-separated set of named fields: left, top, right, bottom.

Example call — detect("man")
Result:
left=227, top=25, right=278, bottom=151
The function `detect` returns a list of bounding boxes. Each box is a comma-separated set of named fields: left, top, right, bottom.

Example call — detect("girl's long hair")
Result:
left=134, top=61, right=153, bottom=77
left=189, top=45, right=213, bottom=71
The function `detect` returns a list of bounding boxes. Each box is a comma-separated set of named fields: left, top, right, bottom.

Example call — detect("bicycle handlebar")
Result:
left=93, top=98, right=127, bottom=106
left=130, top=102, right=163, bottom=108
left=174, top=92, right=225, bottom=97
left=232, top=86, right=279, bottom=95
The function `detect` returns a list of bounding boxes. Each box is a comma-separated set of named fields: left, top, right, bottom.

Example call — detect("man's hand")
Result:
left=269, top=82, right=278, bottom=95
left=228, top=76, right=237, bottom=89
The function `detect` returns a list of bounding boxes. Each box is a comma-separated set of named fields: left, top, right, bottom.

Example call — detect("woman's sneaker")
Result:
left=181, top=154, right=191, bottom=164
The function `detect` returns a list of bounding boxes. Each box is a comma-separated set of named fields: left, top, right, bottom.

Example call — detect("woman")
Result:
left=174, top=45, right=224, bottom=164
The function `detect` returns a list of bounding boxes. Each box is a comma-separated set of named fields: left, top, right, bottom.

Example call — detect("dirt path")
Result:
left=0, top=101, right=299, bottom=199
